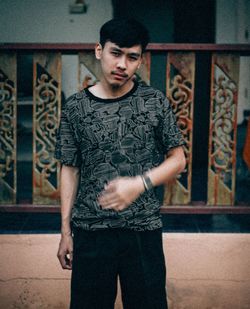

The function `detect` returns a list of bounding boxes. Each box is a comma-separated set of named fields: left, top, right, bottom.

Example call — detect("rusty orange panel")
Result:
left=78, top=51, right=151, bottom=90
left=0, top=53, right=17, bottom=204
left=164, top=52, right=195, bottom=205
left=207, top=54, right=239, bottom=206
left=33, top=53, right=62, bottom=204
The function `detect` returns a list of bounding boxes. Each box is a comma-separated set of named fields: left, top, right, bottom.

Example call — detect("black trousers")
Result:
left=70, top=228, right=168, bottom=309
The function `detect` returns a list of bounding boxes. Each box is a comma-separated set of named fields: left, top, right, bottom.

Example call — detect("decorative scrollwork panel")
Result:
left=78, top=51, right=150, bottom=90
left=78, top=52, right=101, bottom=90
left=136, top=52, right=151, bottom=85
left=164, top=52, right=195, bottom=205
left=208, top=54, right=239, bottom=205
left=33, top=53, right=61, bottom=204
left=0, top=53, right=17, bottom=204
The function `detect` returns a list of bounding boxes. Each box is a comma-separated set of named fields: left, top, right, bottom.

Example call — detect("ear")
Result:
left=137, top=57, right=143, bottom=70
left=95, top=43, right=102, bottom=60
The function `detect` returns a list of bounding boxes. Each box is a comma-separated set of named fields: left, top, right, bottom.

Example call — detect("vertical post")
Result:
left=0, top=53, right=17, bottom=204
left=164, top=52, right=195, bottom=205
left=33, top=53, right=62, bottom=204
left=207, top=53, right=239, bottom=205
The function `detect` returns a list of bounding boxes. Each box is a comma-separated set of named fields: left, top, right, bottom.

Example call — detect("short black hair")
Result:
left=100, top=18, right=150, bottom=53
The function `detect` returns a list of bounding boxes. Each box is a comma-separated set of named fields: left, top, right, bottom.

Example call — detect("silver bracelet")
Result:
left=141, top=174, right=154, bottom=191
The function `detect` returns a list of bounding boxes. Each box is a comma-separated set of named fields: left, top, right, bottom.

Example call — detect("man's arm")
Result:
left=98, top=146, right=186, bottom=211
left=57, top=165, right=80, bottom=270
left=145, top=146, right=186, bottom=187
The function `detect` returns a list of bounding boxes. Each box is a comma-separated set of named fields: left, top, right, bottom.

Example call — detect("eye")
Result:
left=111, top=51, right=120, bottom=57
left=129, top=56, right=138, bottom=61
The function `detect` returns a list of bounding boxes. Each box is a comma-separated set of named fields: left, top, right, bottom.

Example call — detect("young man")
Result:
left=55, top=18, right=185, bottom=309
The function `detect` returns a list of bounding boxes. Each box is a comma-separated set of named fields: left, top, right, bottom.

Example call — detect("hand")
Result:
left=98, top=176, right=145, bottom=211
left=57, top=234, right=73, bottom=270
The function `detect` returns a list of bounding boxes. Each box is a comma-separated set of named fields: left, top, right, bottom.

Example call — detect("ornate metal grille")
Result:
left=0, top=53, right=17, bottom=204
left=207, top=54, right=239, bottom=205
left=164, top=52, right=195, bottom=205
left=33, top=53, right=61, bottom=204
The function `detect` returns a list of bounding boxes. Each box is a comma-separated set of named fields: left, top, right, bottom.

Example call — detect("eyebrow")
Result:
left=110, top=47, right=141, bottom=58
left=128, top=52, right=141, bottom=58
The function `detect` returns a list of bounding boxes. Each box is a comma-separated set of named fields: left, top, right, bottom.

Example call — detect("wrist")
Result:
left=134, top=175, right=145, bottom=194
left=141, top=173, right=154, bottom=191
left=61, top=230, right=72, bottom=237
left=61, top=223, right=72, bottom=237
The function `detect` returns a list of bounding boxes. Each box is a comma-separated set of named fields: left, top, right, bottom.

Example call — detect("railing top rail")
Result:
left=1, top=43, right=250, bottom=53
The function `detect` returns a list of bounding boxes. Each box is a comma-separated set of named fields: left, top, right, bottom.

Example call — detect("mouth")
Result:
left=111, top=71, right=128, bottom=80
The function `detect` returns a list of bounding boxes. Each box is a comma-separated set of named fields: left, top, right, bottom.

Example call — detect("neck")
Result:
left=97, top=78, right=134, bottom=99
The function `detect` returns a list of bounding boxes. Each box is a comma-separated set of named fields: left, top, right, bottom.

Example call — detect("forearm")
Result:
left=98, top=146, right=186, bottom=211
left=146, top=146, right=186, bottom=187
left=60, top=165, right=80, bottom=236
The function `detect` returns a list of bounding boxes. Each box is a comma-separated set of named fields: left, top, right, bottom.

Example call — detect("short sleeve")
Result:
left=54, top=105, right=82, bottom=167
left=156, top=96, right=185, bottom=154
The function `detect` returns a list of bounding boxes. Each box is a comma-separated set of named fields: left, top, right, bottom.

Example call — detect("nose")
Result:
left=117, top=56, right=126, bottom=70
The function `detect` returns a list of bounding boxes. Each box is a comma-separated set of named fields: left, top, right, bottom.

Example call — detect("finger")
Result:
left=64, top=255, right=72, bottom=270
left=98, top=190, right=117, bottom=200
left=116, top=204, right=127, bottom=211
left=104, top=180, right=117, bottom=192
left=57, top=252, right=69, bottom=269
left=99, top=185, right=115, bottom=197
left=110, top=203, right=127, bottom=212
left=99, top=198, right=120, bottom=208
left=69, top=250, right=73, bottom=263
left=98, top=193, right=119, bottom=206
left=66, top=252, right=73, bottom=269
left=67, top=250, right=73, bottom=269
left=102, top=202, right=120, bottom=210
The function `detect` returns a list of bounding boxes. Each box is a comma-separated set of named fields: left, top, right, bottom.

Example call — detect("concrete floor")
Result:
left=0, top=233, right=250, bottom=309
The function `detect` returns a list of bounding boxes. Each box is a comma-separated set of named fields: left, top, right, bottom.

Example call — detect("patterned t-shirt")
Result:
left=55, top=81, right=184, bottom=231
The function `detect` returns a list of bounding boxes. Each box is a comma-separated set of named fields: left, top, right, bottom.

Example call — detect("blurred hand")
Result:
left=98, top=176, right=145, bottom=211
left=57, top=234, right=73, bottom=270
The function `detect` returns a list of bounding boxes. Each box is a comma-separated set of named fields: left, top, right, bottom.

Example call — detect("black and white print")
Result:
left=55, top=81, right=184, bottom=231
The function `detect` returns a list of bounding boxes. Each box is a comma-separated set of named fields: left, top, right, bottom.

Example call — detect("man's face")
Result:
left=95, top=41, right=143, bottom=88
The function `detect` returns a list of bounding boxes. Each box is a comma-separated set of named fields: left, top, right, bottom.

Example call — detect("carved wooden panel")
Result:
left=0, top=53, right=17, bottom=204
left=207, top=54, right=239, bottom=205
left=78, top=51, right=101, bottom=90
left=136, top=52, right=151, bottom=85
left=164, top=52, right=195, bottom=205
left=78, top=51, right=151, bottom=90
left=33, top=53, right=61, bottom=204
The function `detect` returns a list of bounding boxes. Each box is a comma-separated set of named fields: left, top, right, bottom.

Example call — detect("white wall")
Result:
left=216, top=0, right=250, bottom=124
left=0, top=0, right=112, bottom=43
left=216, top=0, right=238, bottom=43
left=0, top=0, right=112, bottom=97
left=216, top=0, right=250, bottom=44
